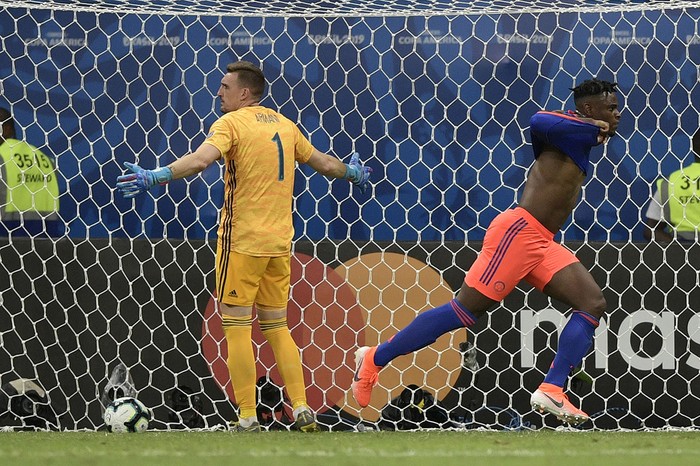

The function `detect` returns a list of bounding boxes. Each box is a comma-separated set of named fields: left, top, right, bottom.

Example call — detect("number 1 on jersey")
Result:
left=272, top=132, right=284, bottom=181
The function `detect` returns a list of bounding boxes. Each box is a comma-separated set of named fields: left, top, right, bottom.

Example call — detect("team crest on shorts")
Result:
left=494, top=281, right=506, bottom=293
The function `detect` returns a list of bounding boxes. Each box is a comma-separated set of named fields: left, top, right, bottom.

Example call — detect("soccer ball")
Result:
left=103, top=396, right=152, bottom=433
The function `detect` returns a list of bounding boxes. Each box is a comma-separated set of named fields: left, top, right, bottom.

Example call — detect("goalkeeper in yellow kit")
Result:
left=116, top=61, right=371, bottom=432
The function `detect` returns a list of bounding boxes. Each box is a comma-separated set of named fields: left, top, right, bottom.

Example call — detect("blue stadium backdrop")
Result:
left=2, top=7, right=700, bottom=241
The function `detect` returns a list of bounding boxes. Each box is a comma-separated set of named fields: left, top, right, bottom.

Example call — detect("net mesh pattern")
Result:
left=0, top=0, right=698, bottom=431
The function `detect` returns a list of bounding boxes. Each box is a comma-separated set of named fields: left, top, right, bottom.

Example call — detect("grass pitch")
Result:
left=1, top=430, right=698, bottom=466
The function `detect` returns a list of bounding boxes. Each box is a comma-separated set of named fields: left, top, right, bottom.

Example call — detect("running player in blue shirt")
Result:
left=352, top=79, right=621, bottom=425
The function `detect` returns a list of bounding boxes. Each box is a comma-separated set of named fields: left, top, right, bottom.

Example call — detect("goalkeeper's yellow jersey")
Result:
left=203, top=105, right=314, bottom=256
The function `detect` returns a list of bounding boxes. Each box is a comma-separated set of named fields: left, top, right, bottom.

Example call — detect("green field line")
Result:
left=0, top=430, right=698, bottom=466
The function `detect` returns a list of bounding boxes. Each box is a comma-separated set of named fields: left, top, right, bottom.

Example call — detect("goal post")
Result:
left=0, top=0, right=698, bottom=430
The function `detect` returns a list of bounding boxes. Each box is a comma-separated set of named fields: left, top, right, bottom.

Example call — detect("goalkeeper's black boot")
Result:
left=229, top=418, right=262, bottom=432
left=294, top=408, right=319, bottom=432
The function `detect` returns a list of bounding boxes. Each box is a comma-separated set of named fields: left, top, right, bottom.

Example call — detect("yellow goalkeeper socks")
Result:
left=222, top=315, right=257, bottom=420
left=259, top=317, right=308, bottom=409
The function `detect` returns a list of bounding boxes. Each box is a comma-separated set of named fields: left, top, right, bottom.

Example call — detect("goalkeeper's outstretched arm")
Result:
left=305, top=149, right=372, bottom=194
left=167, top=143, right=221, bottom=179
left=116, top=143, right=220, bottom=198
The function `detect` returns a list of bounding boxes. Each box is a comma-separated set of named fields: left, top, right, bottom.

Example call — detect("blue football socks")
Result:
left=373, top=299, right=477, bottom=367
left=543, top=310, right=600, bottom=388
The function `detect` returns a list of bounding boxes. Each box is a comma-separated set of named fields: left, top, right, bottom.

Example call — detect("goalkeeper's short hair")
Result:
left=226, top=61, right=266, bottom=99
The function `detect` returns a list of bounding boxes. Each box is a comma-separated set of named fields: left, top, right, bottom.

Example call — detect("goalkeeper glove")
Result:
left=116, top=161, right=173, bottom=198
left=343, top=152, right=372, bottom=194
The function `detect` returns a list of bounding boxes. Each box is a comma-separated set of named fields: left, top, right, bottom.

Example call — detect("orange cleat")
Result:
left=351, top=346, right=380, bottom=408
left=531, top=382, right=589, bottom=425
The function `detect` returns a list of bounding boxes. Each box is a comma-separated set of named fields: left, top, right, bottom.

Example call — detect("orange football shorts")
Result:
left=464, top=206, right=579, bottom=301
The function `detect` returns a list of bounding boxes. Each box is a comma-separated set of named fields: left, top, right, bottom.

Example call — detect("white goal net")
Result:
left=0, top=0, right=698, bottom=431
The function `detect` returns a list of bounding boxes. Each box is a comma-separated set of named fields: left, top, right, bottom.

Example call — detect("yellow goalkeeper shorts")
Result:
left=216, top=249, right=290, bottom=309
